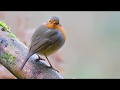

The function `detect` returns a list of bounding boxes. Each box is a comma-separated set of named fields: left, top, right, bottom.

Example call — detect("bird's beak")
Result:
left=53, top=22, right=56, bottom=24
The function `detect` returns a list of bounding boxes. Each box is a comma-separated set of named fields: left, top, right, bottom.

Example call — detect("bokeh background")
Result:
left=0, top=11, right=120, bottom=79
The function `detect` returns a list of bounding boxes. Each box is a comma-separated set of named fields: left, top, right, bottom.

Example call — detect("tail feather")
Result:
left=20, top=52, right=33, bottom=70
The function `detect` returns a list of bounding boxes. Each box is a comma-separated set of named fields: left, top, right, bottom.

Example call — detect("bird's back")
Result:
left=29, top=24, right=65, bottom=56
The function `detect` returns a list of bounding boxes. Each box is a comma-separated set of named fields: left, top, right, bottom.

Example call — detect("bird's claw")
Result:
left=47, top=66, right=59, bottom=73
left=35, top=55, right=45, bottom=61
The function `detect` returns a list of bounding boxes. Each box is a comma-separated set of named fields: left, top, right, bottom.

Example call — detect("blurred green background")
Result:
left=0, top=11, right=120, bottom=79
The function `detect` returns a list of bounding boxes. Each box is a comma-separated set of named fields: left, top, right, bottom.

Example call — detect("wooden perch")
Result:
left=0, top=26, right=63, bottom=79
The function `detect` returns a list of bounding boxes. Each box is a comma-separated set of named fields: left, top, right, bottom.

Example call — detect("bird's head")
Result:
left=46, top=16, right=62, bottom=29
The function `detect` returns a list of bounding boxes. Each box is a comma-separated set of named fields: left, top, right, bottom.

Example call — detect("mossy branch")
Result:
left=0, top=23, right=63, bottom=79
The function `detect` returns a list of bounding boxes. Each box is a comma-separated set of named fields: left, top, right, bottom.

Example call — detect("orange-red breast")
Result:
left=20, top=16, right=66, bottom=71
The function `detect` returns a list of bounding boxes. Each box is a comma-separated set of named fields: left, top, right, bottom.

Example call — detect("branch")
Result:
left=0, top=26, right=63, bottom=79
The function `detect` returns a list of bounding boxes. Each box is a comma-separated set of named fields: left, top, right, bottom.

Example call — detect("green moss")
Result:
left=0, top=21, right=18, bottom=39
left=8, top=33, right=18, bottom=39
left=0, top=21, right=11, bottom=33
left=3, top=52, right=16, bottom=64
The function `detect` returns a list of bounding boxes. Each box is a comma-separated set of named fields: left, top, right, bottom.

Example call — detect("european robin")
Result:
left=20, top=16, right=66, bottom=71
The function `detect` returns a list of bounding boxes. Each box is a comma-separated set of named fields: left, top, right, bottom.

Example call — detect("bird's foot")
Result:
left=47, top=66, right=59, bottom=73
left=35, top=55, right=45, bottom=61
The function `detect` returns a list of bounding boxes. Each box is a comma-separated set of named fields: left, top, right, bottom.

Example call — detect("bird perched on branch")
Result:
left=20, top=16, right=66, bottom=72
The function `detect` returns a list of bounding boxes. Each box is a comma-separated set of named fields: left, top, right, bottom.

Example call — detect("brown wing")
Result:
left=29, top=32, right=60, bottom=55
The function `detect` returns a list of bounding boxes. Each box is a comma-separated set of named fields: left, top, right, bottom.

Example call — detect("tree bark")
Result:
left=0, top=26, right=63, bottom=79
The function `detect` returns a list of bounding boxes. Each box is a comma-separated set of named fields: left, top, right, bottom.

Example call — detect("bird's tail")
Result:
left=20, top=52, right=33, bottom=70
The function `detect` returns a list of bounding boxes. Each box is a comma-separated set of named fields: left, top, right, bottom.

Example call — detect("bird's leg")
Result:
left=35, top=54, right=45, bottom=62
left=44, top=54, right=59, bottom=72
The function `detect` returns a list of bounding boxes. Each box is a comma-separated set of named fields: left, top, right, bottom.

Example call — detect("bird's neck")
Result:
left=45, top=22, right=66, bottom=41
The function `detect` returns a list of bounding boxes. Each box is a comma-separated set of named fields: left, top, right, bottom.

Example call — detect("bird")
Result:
left=20, top=16, right=66, bottom=72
